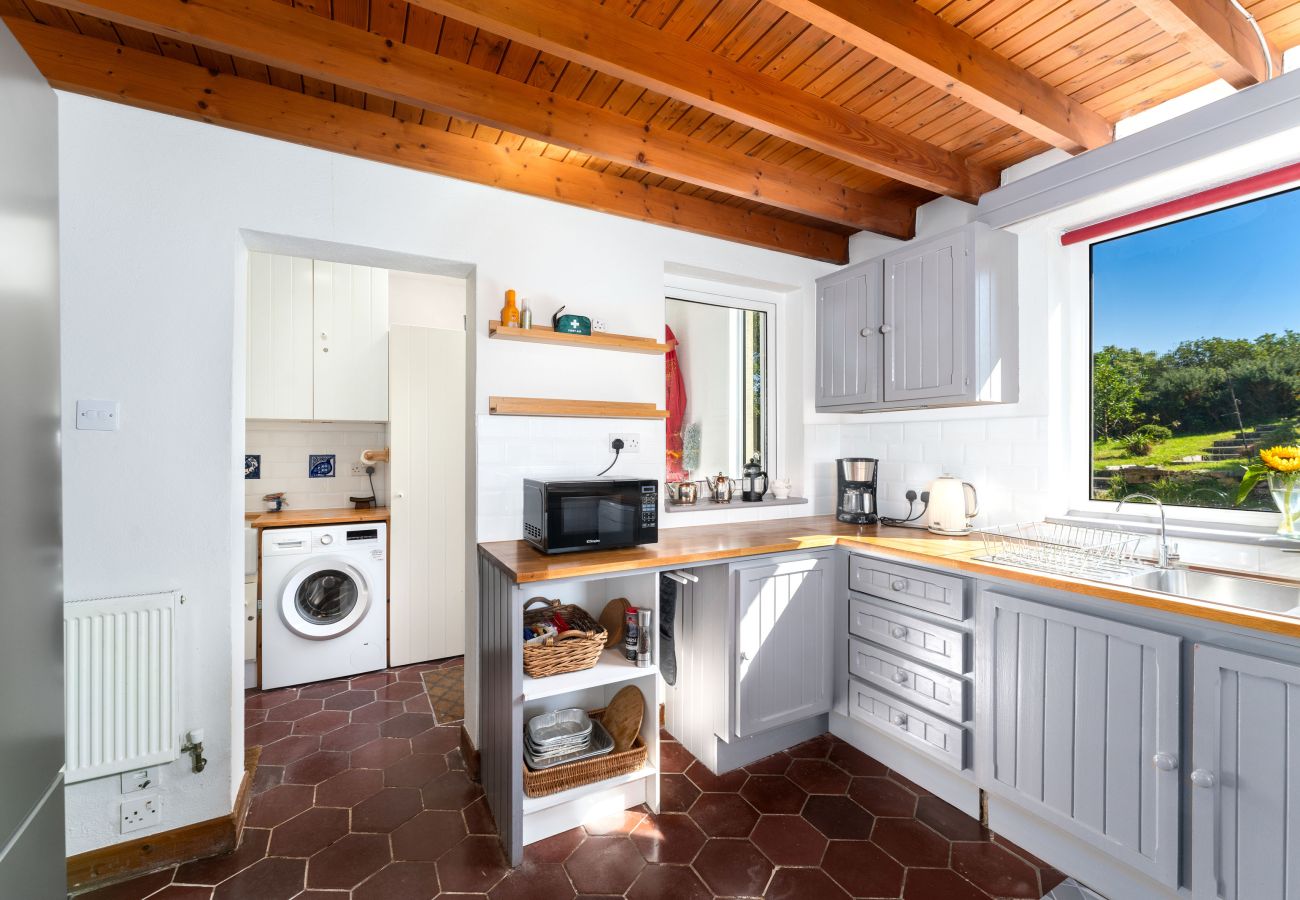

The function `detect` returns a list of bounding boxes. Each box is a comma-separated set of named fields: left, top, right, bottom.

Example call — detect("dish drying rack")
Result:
left=978, top=522, right=1145, bottom=579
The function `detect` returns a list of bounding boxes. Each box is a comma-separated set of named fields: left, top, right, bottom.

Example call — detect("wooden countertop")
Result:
left=248, top=507, right=390, bottom=529
left=478, top=515, right=1300, bottom=640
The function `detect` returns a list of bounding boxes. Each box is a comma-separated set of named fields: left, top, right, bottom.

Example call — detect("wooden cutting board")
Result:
left=603, top=685, right=644, bottom=752
left=598, top=598, right=630, bottom=649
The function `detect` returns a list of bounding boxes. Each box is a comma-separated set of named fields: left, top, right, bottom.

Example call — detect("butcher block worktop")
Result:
left=479, top=515, right=1300, bottom=640
left=247, top=506, right=389, bottom=529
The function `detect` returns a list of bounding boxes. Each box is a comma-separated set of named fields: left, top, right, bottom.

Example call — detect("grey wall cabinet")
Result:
left=814, top=222, right=1018, bottom=413
left=980, top=591, right=1182, bottom=888
left=1191, top=643, right=1300, bottom=900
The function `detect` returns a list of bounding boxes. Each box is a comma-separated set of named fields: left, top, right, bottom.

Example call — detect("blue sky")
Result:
left=1092, top=187, right=1300, bottom=353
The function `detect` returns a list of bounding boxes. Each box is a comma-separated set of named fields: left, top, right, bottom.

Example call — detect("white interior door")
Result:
left=313, top=261, right=389, bottom=421
left=389, top=325, right=467, bottom=665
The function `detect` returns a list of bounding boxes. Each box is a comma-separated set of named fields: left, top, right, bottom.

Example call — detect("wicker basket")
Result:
left=523, top=708, right=648, bottom=798
left=522, top=598, right=608, bottom=679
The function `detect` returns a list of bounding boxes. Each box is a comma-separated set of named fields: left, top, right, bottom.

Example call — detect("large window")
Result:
left=1090, top=187, right=1300, bottom=512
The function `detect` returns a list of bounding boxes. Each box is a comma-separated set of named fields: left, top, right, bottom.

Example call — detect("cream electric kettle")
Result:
left=926, top=475, right=979, bottom=535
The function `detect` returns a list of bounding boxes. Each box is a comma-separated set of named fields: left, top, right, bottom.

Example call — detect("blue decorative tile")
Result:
left=244, top=454, right=261, bottom=480
left=308, top=454, right=336, bottom=478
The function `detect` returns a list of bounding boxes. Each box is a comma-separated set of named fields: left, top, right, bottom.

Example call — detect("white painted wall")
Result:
left=244, top=420, right=389, bottom=514
left=389, top=269, right=466, bottom=331
left=56, top=92, right=830, bottom=852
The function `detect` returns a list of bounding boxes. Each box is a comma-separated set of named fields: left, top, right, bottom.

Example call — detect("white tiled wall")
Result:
left=245, top=420, right=389, bottom=514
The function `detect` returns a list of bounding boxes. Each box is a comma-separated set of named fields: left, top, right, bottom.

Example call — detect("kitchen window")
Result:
left=1089, top=185, right=1300, bottom=514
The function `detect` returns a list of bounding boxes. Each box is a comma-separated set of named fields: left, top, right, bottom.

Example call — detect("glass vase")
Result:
left=1269, top=473, right=1300, bottom=540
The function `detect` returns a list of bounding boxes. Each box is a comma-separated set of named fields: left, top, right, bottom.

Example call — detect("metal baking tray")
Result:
left=526, top=708, right=593, bottom=747
left=524, top=720, right=614, bottom=770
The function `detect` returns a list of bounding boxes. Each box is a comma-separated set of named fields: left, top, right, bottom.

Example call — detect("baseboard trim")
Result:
left=68, top=746, right=261, bottom=894
left=460, top=725, right=480, bottom=783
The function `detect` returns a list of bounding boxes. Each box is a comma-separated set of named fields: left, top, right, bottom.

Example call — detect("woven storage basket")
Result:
left=523, top=707, right=648, bottom=798
left=522, top=598, right=608, bottom=679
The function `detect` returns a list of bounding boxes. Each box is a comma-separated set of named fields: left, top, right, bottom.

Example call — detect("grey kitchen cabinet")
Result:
left=814, top=222, right=1017, bottom=412
left=1191, top=643, right=1300, bottom=900
left=980, top=591, right=1182, bottom=888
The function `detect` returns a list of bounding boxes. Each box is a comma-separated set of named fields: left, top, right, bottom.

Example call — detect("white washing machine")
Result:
left=260, top=522, right=387, bottom=689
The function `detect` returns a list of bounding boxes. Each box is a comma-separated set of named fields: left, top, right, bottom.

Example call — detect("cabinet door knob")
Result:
left=891, top=579, right=908, bottom=592
left=322, top=347, right=330, bottom=353
left=892, top=714, right=908, bottom=728
left=320, top=332, right=328, bottom=340
left=892, top=671, right=908, bottom=684
left=1190, top=769, right=1216, bottom=789
left=1152, top=752, right=1178, bottom=771
left=860, top=327, right=871, bottom=337
left=879, top=324, right=893, bottom=334
left=890, top=626, right=908, bottom=639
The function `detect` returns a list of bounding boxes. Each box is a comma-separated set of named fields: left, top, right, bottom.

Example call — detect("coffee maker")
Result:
left=836, top=458, right=879, bottom=525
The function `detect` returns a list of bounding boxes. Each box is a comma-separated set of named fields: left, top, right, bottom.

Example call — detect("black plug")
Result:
left=905, top=489, right=918, bottom=502
left=611, top=438, right=625, bottom=451
left=920, top=491, right=930, bottom=504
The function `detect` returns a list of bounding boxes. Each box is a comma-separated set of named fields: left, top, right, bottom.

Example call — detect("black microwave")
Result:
left=523, top=478, right=658, bottom=554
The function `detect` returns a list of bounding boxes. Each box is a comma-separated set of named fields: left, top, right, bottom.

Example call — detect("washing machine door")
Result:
left=280, top=558, right=373, bottom=639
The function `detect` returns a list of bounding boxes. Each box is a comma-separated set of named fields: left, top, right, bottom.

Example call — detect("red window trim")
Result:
left=1060, top=160, right=1300, bottom=246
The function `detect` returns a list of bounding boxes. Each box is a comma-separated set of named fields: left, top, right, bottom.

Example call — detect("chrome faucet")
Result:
left=1115, top=493, right=1180, bottom=568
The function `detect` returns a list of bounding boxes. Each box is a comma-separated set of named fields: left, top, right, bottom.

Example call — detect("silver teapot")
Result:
left=666, top=480, right=698, bottom=505
left=706, top=472, right=734, bottom=503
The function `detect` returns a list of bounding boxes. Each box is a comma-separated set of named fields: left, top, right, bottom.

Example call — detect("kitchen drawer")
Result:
left=848, top=637, right=967, bottom=723
left=848, top=679, right=967, bottom=770
left=849, top=594, right=968, bottom=675
left=849, top=555, right=967, bottom=620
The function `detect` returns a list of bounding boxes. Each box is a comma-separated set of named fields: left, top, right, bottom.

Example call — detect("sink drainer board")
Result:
left=979, top=522, right=1143, bottom=579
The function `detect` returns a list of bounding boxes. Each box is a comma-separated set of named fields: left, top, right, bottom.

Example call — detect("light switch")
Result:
left=76, top=399, right=120, bottom=431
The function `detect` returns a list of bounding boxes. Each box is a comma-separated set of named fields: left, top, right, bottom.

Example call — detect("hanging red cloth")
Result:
left=665, top=324, right=688, bottom=482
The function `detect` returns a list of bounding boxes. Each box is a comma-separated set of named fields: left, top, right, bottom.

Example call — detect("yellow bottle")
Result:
left=501, top=289, right=520, bottom=327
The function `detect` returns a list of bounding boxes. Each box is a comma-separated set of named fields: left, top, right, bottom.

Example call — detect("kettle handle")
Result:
left=962, top=482, right=979, bottom=518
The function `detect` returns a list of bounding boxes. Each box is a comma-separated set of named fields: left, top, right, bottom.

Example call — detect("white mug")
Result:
left=771, top=478, right=791, bottom=499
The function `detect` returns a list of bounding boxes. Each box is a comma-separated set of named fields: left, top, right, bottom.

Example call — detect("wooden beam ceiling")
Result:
left=32, top=0, right=914, bottom=237
left=408, top=0, right=999, bottom=202
left=766, top=0, right=1113, bottom=153
left=7, top=18, right=851, bottom=262
left=1130, top=0, right=1282, bottom=87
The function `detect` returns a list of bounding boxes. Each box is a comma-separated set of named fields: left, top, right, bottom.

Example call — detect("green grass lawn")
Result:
left=1093, top=426, right=1257, bottom=472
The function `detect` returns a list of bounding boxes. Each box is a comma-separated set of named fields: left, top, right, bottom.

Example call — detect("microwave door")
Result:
left=550, top=489, right=636, bottom=548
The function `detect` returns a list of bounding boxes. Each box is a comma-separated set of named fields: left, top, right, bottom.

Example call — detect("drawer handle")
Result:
left=1152, top=752, right=1178, bottom=772
left=892, top=671, right=908, bottom=684
left=1190, top=769, right=1216, bottom=789
left=890, top=626, right=908, bottom=639
left=891, top=579, right=908, bottom=592
left=891, top=714, right=908, bottom=728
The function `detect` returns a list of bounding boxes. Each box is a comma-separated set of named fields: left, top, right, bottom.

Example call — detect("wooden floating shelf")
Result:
left=488, top=320, right=668, bottom=355
left=489, top=397, right=668, bottom=419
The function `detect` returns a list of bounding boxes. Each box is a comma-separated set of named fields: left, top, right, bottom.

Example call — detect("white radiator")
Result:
left=64, top=590, right=178, bottom=783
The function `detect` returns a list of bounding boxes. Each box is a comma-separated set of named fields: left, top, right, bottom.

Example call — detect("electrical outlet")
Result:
left=120, top=767, right=159, bottom=794
left=591, top=319, right=608, bottom=332
left=350, top=462, right=366, bottom=476
left=120, top=796, right=162, bottom=833
left=609, top=433, right=640, bottom=453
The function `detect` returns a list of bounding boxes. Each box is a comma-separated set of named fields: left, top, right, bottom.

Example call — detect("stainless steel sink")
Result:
left=1119, top=567, right=1300, bottom=615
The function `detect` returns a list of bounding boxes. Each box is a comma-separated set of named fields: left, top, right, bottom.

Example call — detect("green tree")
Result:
left=1093, top=351, right=1142, bottom=440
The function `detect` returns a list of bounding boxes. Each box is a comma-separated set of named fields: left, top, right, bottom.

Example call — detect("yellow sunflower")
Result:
left=1260, top=446, right=1300, bottom=474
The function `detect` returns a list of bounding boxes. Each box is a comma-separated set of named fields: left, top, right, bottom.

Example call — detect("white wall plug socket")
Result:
left=76, top=399, right=120, bottom=431
left=591, top=319, right=608, bottom=332
left=609, top=433, right=640, bottom=453
left=351, top=462, right=367, bottom=476
left=120, top=796, right=162, bottom=833
left=121, top=767, right=159, bottom=794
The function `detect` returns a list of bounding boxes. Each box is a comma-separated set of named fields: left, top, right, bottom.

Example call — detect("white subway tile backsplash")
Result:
left=941, top=419, right=988, bottom=443
left=903, top=422, right=942, bottom=444
left=245, top=420, right=389, bottom=514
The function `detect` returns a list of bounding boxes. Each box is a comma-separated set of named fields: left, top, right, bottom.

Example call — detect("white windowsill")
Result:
left=663, top=496, right=809, bottom=514
left=1051, top=510, right=1300, bottom=551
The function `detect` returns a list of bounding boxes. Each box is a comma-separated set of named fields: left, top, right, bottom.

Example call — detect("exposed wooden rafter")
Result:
left=1130, top=0, right=1281, bottom=87
left=408, top=0, right=999, bottom=202
left=8, top=19, right=851, bottom=262
left=30, top=0, right=915, bottom=237
left=767, top=0, right=1113, bottom=153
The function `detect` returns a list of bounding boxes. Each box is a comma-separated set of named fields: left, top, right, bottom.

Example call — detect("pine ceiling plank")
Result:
left=193, top=44, right=237, bottom=73
left=411, top=0, right=995, bottom=198
left=769, top=0, right=1113, bottom=151
left=660, top=0, right=718, bottom=38
left=1128, top=0, right=1280, bottom=86
left=368, top=0, right=408, bottom=38
left=20, top=0, right=78, bottom=29
left=686, top=0, right=755, bottom=49
left=403, top=5, right=444, bottom=50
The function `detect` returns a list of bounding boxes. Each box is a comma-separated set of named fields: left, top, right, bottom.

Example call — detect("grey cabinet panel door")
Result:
left=815, top=262, right=882, bottom=408
left=883, top=231, right=969, bottom=403
left=1192, top=644, right=1300, bottom=900
left=981, top=591, right=1181, bottom=887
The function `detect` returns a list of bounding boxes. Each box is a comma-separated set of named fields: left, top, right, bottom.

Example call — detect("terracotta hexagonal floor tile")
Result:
left=692, top=838, right=773, bottom=897
left=267, top=806, right=349, bottom=857
left=382, top=712, right=436, bottom=738
left=319, top=722, right=381, bottom=752
left=391, top=810, right=469, bottom=861
left=743, top=750, right=793, bottom=775
left=915, top=795, right=989, bottom=842
left=411, top=726, right=461, bottom=755
left=245, top=720, right=292, bottom=747
left=245, top=784, right=315, bottom=828
left=251, top=765, right=283, bottom=796
left=264, top=698, right=324, bottom=722
left=352, top=700, right=407, bottom=724
left=295, top=680, right=350, bottom=700
left=739, top=774, right=807, bottom=814
left=871, top=817, right=951, bottom=867
left=821, top=837, right=906, bottom=898
left=385, top=753, right=448, bottom=788
left=766, top=866, right=850, bottom=900
left=351, top=736, right=412, bottom=769
left=377, top=681, right=426, bottom=701
left=463, top=796, right=497, bottom=835
left=245, top=689, right=297, bottom=711
left=352, top=861, right=441, bottom=900
left=582, top=807, right=646, bottom=836
left=658, top=741, right=695, bottom=774
left=848, top=775, right=919, bottom=817
left=174, top=828, right=270, bottom=885
left=684, top=760, right=747, bottom=793
left=786, top=734, right=835, bottom=758
left=802, top=794, right=875, bottom=840
left=422, top=771, right=483, bottom=810
left=523, top=827, right=585, bottom=864
left=660, top=773, right=701, bottom=813
left=787, top=758, right=851, bottom=794
left=323, top=689, right=376, bottom=711
left=81, top=869, right=174, bottom=899
left=306, top=832, right=391, bottom=890
left=282, top=750, right=349, bottom=785
left=750, top=814, right=827, bottom=866
left=315, top=767, right=385, bottom=808
left=951, top=840, right=1043, bottom=898
left=148, top=886, right=212, bottom=900
left=257, top=735, right=321, bottom=767
left=291, top=710, right=350, bottom=736
left=563, top=836, right=646, bottom=894
left=352, top=786, right=424, bottom=832
left=993, top=835, right=1069, bottom=894
left=902, top=867, right=990, bottom=899
left=213, top=857, right=305, bottom=900
left=828, top=739, right=889, bottom=776
left=437, top=834, right=511, bottom=893
left=487, top=859, right=575, bottom=900
left=629, top=812, right=706, bottom=864
left=687, top=793, right=759, bottom=838
left=626, top=864, right=711, bottom=900
left=350, top=671, right=400, bottom=690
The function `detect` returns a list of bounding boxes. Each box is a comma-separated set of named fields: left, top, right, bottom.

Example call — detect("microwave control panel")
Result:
left=641, top=484, right=658, bottom=526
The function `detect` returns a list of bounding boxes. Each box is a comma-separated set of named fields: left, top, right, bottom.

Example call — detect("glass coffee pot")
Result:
left=740, top=456, right=769, bottom=502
